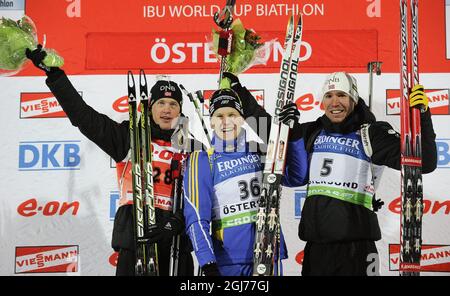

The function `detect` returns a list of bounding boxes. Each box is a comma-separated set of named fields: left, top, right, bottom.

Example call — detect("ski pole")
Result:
left=367, top=61, right=382, bottom=111
left=169, top=117, right=190, bottom=276
left=179, top=84, right=212, bottom=147
left=214, top=0, right=236, bottom=87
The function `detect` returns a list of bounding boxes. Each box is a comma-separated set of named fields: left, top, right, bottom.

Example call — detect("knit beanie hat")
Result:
left=321, top=72, right=359, bottom=103
left=209, top=88, right=244, bottom=117
left=150, top=80, right=183, bottom=109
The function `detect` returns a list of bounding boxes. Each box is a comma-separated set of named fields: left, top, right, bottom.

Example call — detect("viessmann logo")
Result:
left=20, top=92, right=77, bottom=119
left=15, top=245, right=79, bottom=274
left=389, top=244, right=450, bottom=272
left=386, top=89, right=450, bottom=115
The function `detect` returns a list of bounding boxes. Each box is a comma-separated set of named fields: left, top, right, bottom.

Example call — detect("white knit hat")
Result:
left=321, top=72, right=359, bottom=103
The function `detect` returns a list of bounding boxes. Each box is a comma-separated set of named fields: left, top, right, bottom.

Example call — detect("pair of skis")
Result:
left=399, top=0, right=423, bottom=276
left=127, top=70, right=158, bottom=276
left=253, top=14, right=303, bottom=276
left=127, top=72, right=200, bottom=276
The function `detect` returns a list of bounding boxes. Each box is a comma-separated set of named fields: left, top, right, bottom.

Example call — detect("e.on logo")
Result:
left=109, top=252, right=119, bottom=267
left=112, top=95, right=145, bottom=113
left=389, top=197, right=450, bottom=215
left=295, top=250, right=305, bottom=265
left=17, top=198, right=80, bottom=217
left=295, top=93, right=324, bottom=112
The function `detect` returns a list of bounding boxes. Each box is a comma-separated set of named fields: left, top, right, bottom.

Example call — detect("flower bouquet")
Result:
left=0, top=15, right=63, bottom=76
left=211, top=18, right=273, bottom=88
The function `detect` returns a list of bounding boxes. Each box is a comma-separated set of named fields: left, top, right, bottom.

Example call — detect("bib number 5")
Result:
left=320, top=158, right=334, bottom=177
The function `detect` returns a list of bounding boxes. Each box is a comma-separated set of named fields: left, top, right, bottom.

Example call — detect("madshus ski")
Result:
left=253, top=14, right=303, bottom=276
left=399, top=0, right=423, bottom=276
left=128, top=70, right=158, bottom=276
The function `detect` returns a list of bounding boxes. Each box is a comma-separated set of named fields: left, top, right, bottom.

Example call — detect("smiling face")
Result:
left=322, top=90, right=356, bottom=123
left=151, top=98, right=181, bottom=130
left=210, top=107, right=244, bottom=141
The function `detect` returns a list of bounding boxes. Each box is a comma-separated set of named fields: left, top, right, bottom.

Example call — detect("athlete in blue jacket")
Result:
left=183, top=86, right=307, bottom=276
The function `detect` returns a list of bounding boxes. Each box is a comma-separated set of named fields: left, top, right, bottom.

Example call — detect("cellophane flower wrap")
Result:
left=0, top=15, right=63, bottom=76
left=211, top=18, right=273, bottom=79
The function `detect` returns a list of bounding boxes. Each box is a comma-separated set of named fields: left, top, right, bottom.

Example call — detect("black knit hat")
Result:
left=150, top=80, right=183, bottom=109
left=209, top=88, right=244, bottom=117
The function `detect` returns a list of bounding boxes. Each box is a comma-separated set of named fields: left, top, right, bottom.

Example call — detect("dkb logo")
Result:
left=18, top=141, right=81, bottom=171
left=437, top=139, right=450, bottom=169
left=294, top=190, right=307, bottom=219
left=109, top=191, right=120, bottom=221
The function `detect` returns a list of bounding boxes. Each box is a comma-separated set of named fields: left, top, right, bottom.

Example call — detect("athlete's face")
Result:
left=151, top=98, right=181, bottom=130
left=210, top=107, right=244, bottom=141
left=322, top=90, right=356, bottom=123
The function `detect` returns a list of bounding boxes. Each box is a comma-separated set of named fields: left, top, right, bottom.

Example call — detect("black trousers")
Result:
left=302, top=240, right=379, bottom=276
left=116, top=244, right=194, bottom=276
left=113, top=205, right=194, bottom=276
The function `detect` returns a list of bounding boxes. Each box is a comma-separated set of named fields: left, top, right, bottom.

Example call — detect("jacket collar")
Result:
left=212, top=130, right=247, bottom=152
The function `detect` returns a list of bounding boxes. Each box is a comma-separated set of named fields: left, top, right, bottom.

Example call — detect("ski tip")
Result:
left=179, top=84, right=187, bottom=94
left=128, top=71, right=135, bottom=88
left=195, top=90, right=205, bottom=103
left=284, top=14, right=294, bottom=41
left=139, top=70, right=148, bottom=94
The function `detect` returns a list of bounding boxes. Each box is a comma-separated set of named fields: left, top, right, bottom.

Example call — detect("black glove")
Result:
left=222, top=71, right=240, bottom=88
left=278, top=102, right=302, bottom=141
left=143, top=213, right=184, bottom=244
left=25, top=44, right=62, bottom=80
left=372, top=196, right=384, bottom=212
left=202, top=262, right=221, bottom=276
